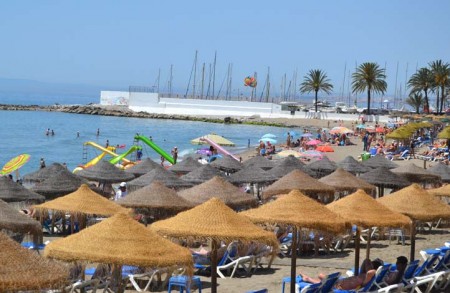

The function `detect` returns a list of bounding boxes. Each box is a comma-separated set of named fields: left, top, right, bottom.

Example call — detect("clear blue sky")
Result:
left=1, top=0, right=449, bottom=98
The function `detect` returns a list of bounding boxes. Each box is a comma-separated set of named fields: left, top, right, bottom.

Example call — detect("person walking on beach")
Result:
left=115, top=182, right=127, bottom=200
left=362, top=132, right=369, bottom=152
left=286, top=132, right=291, bottom=148
left=171, top=147, right=178, bottom=164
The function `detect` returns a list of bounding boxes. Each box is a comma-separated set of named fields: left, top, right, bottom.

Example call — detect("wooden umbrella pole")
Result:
left=211, top=239, right=218, bottom=293
left=354, top=228, right=360, bottom=276
left=366, top=227, right=371, bottom=259
left=290, top=226, right=298, bottom=293
left=410, top=221, right=416, bottom=261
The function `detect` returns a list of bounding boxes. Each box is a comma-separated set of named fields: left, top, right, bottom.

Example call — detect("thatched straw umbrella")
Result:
left=327, top=190, right=411, bottom=275
left=242, top=156, right=276, bottom=170
left=0, top=199, right=42, bottom=245
left=378, top=183, right=450, bottom=260
left=76, top=161, right=135, bottom=183
left=178, top=176, right=257, bottom=210
left=210, top=155, right=243, bottom=174
left=306, top=156, right=338, bottom=178
left=319, top=168, right=376, bottom=196
left=268, top=155, right=316, bottom=179
left=31, top=169, right=91, bottom=200
left=127, top=166, right=193, bottom=192
left=125, top=158, right=162, bottom=177
left=227, top=166, right=278, bottom=199
left=169, top=157, right=202, bottom=175
left=151, top=198, right=278, bottom=293
left=391, top=163, right=441, bottom=185
left=180, top=164, right=225, bottom=184
left=428, top=163, right=450, bottom=183
left=45, top=213, right=194, bottom=293
left=428, top=184, right=450, bottom=197
left=263, top=170, right=335, bottom=202
left=337, top=156, right=371, bottom=174
left=117, top=181, right=194, bottom=220
left=362, top=155, right=399, bottom=169
left=0, top=176, right=44, bottom=203
left=241, top=190, right=349, bottom=293
left=359, top=167, right=411, bottom=197
left=0, top=232, right=69, bottom=292
left=23, top=162, right=68, bottom=184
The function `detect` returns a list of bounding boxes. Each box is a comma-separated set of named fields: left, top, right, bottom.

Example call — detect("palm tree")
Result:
left=408, top=67, right=433, bottom=113
left=300, top=69, right=333, bottom=113
left=352, top=62, right=387, bottom=115
left=406, top=92, right=424, bottom=114
left=429, top=60, right=450, bottom=113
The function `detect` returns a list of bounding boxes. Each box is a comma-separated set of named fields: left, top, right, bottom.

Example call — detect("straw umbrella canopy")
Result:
left=427, top=184, right=450, bottom=197
left=127, top=166, right=193, bottom=192
left=178, top=176, right=257, bottom=209
left=337, top=156, right=371, bottom=174
left=0, top=232, right=69, bottom=292
left=180, top=164, right=225, bottom=184
left=318, top=168, right=376, bottom=194
left=359, top=167, right=411, bottom=197
left=76, top=161, right=135, bottom=183
left=438, top=126, right=450, bottom=139
left=117, top=181, right=194, bottom=219
left=362, top=155, right=399, bottom=169
left=428, top=163, right=450, bottom=183
left=151, top=198, right=278, bottom=293
left=241, top=190, right=349, bottom=293
left=23, top=162, right=68, bottom=183
left=263, top=170, right=335, bottom=202
left=169, top=157, right=202, bottom=175
left=0, top=176, right=44, bottom=203
left=268, top=155, right=316, bottom=179
left=31, top=169, right=91, bottom=200
left=242, top=156, right=276, bottom=170
left=327, top=189, right=411, bottom=274
left=33, top=184, right=129, bottom=217
left=378, top=184, right=450, bottom=260
left=45, top=213, right=194, bottom=291
left=306, top=156, right=338, bottom=178
left=227, top=166, right=278, bottom=185
left=391, top=163, right=441, bottom=185
left=125, top=158, right=162, bottom=177
left=210, top=155, right=243, bottom=173
left=190, top=133, right=235, bottom=146
left=0, top=199, right=42, bottom=240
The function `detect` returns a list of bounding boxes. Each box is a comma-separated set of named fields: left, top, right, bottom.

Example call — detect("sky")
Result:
left=1, top=0, right=449, bottom=100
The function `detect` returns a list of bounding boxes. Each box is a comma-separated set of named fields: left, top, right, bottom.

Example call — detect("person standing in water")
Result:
left=171, top=147, right=178, bottom=164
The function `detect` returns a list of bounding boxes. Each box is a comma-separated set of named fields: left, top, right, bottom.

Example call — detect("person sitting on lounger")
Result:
left=384, top=256, right=408, bottom=285
left=298, top=258, right=380, bottom=290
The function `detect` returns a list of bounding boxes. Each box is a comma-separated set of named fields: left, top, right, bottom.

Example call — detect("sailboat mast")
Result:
left=192, top=50, right=198, bottom=98
left=266, top=67, right=270, bottom=103
left=341, top=62, right=347, bottom=102
left=394, top=61, right=399, bottom=109
left=212, top=51, right=217, bottom=98
left=169, top=64, right=173, bottom=97
left=403, top=62, right=408, bottom=105
left=157, top=68, right=161, bottom=93
left=201, top=63, right=205, bottom=99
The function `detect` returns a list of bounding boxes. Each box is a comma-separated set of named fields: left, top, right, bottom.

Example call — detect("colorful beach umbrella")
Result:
left=1, top=154, right=30, bottom=176
left=329, top=126, right=353, bottom=134
left=306, top=139, right=321, bottom=146
left=261, top=133, right=277, bottom=139
left=316, top=145, right=334, bottom=152
left=259, top=137, right=277, bottom=144
left=301, top=133, right=313, bottom=138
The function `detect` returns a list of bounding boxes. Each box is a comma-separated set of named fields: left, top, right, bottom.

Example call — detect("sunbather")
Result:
left=383, top=256, right=408, bottom=285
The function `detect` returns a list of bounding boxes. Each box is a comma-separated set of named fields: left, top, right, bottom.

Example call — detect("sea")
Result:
left=0, top=94, right=301, bottom=177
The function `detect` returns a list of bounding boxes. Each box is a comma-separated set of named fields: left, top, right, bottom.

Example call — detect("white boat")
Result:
left=335, top=102, right=358, bottom=114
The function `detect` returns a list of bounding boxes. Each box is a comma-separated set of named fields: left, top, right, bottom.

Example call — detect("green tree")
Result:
left=300, top=69, right=333, bottom=113
left=408, top=67, right=433, bottom=113
left=352, top=62, right=387, bottom=115
left=429, top=59, right=450, bottom=113
left=406, top=92, right=424, bottom=114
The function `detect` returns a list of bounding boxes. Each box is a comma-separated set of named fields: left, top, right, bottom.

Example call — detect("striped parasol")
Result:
left=1, top=154, right=31, bottom=176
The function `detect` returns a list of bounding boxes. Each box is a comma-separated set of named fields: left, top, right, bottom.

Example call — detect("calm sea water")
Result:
left=0, top=110, right=298, bottom=177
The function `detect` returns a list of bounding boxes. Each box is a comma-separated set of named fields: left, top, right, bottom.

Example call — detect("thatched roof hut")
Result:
left=178, top=177, right=257, bottom=209
left=391, top=163, right=441, bottom=184
left=31, top=169, right=90, bottom=200
left=318, top=168, right=376, bottom=194
left=125, top=158, right=162, bottom=177
left=337, top=156, right=371, bottom=174
left=23, top=163, right=68, bottom=183
left=306, top=156, right=338, bottom=178
left=180, top=165, right=225, bottom=184
left=0, top=176, right=44, bottom=203
left=263, top=170, right=335, bottom=200
left=0, top=232, right=68, bottom=292
left=228, top=166, right=278, bottom=184
left=169, top=157, right=202, bottom=175
left=44, top=213, right=194, bottom=270
left=210, top=155, right=243, bottom=173
left=33, top=184, right=129, bottom=216
left=427, top=163, right=450, bottom=183
left=359, top=167, right=411, bottom=196
left=242, top=156, right=276, bottom=170
left=76, top=161, right=135, bottom=183
left=127, top=167, right=192, bottom=192
left=268, top=156, right=315, bottom=179
left=0, top=199, right=42, bottom=235
left=362, top=155, right=399, bottom=169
